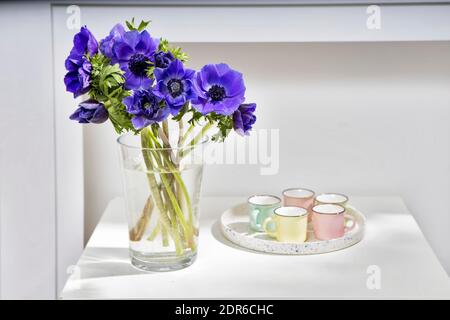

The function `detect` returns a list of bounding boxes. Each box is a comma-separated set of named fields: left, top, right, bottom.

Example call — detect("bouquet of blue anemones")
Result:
left=64, top=19, right=257, bottom=261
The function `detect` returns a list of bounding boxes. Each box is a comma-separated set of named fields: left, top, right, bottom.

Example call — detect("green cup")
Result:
left=248, top=195, right=281, bottom=232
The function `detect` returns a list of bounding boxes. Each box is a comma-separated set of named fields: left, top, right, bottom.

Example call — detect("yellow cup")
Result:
left=262, top=206, right=308, bottom=243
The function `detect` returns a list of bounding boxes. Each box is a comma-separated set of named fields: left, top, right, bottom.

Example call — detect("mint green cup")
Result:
left=248, top=195, right=281, bottom=232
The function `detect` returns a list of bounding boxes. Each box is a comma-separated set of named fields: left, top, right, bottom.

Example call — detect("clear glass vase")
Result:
left=117, top=127, right=207, bottom=272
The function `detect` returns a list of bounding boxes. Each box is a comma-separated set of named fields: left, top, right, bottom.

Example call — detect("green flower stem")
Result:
left=162, top=120, right=170, bottom=143
left=144, top=133, right=176, bottom=244
left=180, top=123, right=195, bottom=147
left=159, top=194, right=171, bottom=248
left=149, top=152, right=193, bottom=249
left=179, top=122, right=212, bottom=159
left=176, top=120, right=184, bottom=164
left=129, top=196, right=153, bottom=242
left=156, top=142, right=194, bottom=225
left=141, top=128, right=183, bottom=255
left=147, top=131, right=194, bottom=244
left=166, top=162, right=194, bottom=227
left=147, top=220, right=160, bottom=241
left=178, top=120, right=184, bottom=147
left=145, top=129, right=196, bottom=250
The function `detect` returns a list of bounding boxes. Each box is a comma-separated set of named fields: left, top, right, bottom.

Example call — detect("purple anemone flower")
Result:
left=153, top=51, right=174, bottom=69
left=64, top=54, right=92, bottom=98
left=69, top=99, right=108, bottom=124
left=191, top=63, right=245, bottom=115
left=153, top=59, right=196, bottom=115
left=100, top=23, right=125, bottom=60
left=122, top=89, right=169, bottom=129
left=233, top=103, right=256, bottom=136
left=113, top=30, right=159, bottom=90
left=70, top=26, right=98, bottom=57
left=64, top=27, right=98, bottom=97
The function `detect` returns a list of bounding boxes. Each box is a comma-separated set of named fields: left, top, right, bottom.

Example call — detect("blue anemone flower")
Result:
left=64, top=26, right=98, bottom=97
left=99, top=23, right=125, bottom=60
left=233, top=103, right=256, bottom=136
left=153, top=59, right=196, bottom=115
left=191, top=63, right=245, bottom=116
left=122, top=89, right=169, bottom=129
left=153, top=51, right=175, bottom=69
left=113, top=30, right=159, bottom=90
left=70, top=26, right=98, bottom=57
left=69, top=99, right=108, bottom=124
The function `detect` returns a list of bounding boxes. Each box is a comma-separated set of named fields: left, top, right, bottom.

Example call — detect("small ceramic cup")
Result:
left=282, top=188, right=315, bottom=220
left=312, top=204, right=355, bottom=240
left=248, top=195, right=281, bottom=232
left=315, top=193, right=349, bottom=208
left=262, top=206, right=308, bottom=243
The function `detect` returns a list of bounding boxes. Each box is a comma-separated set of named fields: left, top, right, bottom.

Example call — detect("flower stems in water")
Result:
left=140, top=128, right=184, bottom=255
left=129, top=196, right=154, bottom=241
left=179, top=122, right=212, bottom=159
left=136, top=119, right=211, bottom=256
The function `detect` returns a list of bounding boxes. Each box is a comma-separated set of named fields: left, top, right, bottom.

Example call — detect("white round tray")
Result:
left=220, top=203, right=365, bottom=255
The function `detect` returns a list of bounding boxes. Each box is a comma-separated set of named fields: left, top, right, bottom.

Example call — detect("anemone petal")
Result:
left=132, top=116, right=151, bottom=130
left=153, top=67, right=165, bottom=81
left=123, top=30, right=140, bottom=49
left=114, top=42, right=134, bottom=61
left=199, top=64, right=220, bottom=86
left=220, top=70, right=245, bottom=97
left=124, top=72, right=142, bottom=90
left=135, top=30, right=158, bottom=55
left=165, top=59, right=185, bottom=78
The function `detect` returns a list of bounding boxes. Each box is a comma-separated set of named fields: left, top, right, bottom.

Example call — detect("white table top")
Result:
left=61, top=196, right=450, bottom=299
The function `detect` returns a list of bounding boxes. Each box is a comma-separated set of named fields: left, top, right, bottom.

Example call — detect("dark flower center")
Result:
left=128, top=53, right=150, bottom=77
left=142, top=95, right=157, bottom=110
left=208, top=85, right=226, bottom=102
left=139, top=92, right=161, bottom=117
left=167, top=79, right=184, bottom=98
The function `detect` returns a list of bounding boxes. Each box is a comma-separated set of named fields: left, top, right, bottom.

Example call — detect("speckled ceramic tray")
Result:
left=220, top=203, right=365, bottom=255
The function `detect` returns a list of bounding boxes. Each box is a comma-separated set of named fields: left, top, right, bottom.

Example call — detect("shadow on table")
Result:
left=210, top=220, right=275, bottom=255
left=75, top=247, right=150, bottom=280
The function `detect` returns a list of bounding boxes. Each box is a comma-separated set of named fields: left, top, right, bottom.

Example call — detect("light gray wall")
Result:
left=84, top=42, right=450, bottom=275
left=0, top=2, right=56, bottom=299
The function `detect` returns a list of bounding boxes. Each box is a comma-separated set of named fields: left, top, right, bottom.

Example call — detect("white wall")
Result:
left=0, top=2, right=56, bottom=299
left=84, top=42, right=450, bottom=275
left=52, top=4, right=85, bottom=296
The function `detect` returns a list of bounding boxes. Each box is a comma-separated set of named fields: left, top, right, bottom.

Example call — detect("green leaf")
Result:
left=89, top=53, right=127, bottom=102
left=107, top=100, right=137, bottom=134
left=126, top=18, right=151, bottom=31
left=172, top=102, right=190, bottom=122
left=146, top=65, right=155, bottom=79
left=170, top=46, right=189, bottom=62
left=126, top=17, right=136, bottom=31
left=158, top=38, right=189, bottom=62
left=204, top=112, right=234, bottom=142
left=138, top=19, right=151, bottom=31
left=187, top=109, right=204, bottom=126
left=158, top=38, right=170, bottom=52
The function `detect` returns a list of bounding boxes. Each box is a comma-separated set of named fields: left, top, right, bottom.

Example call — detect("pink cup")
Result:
left=282, top=188, right=315, bottom=220
left=312, top=204, right=355, bottom=240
